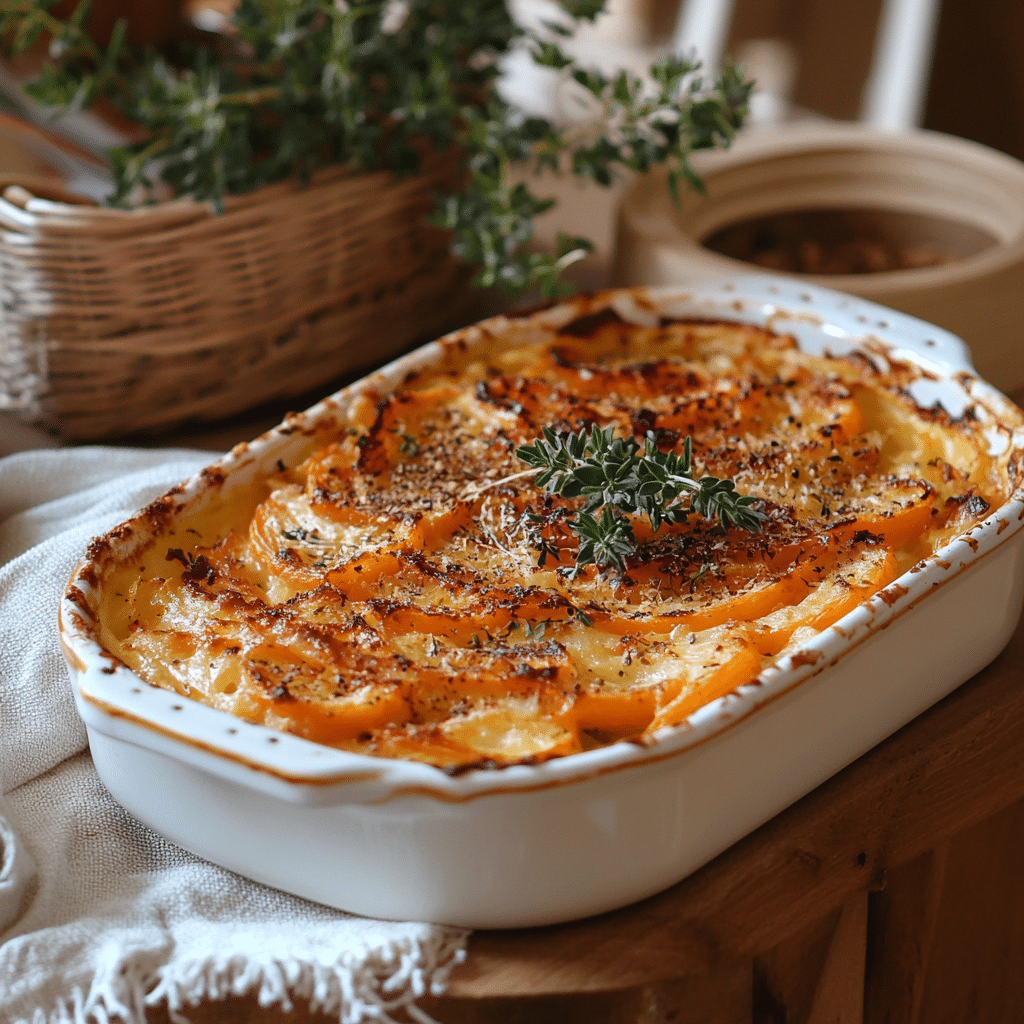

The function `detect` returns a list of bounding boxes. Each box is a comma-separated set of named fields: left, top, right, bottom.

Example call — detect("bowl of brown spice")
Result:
left=614, top=121, right=1024, bottom=394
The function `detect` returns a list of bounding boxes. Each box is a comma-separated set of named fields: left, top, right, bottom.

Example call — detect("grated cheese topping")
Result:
left=98, top=314, right=1012, bottom=770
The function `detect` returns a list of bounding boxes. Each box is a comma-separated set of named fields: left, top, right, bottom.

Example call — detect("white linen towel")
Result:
left=0, top=446, right=468, bottom=1024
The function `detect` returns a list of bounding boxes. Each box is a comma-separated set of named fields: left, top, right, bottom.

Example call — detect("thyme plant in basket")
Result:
left=0, top=0, right=753, bottom=296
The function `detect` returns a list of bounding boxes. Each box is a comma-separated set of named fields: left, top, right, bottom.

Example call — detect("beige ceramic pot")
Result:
left=614, top=122, right=1024, bottom=394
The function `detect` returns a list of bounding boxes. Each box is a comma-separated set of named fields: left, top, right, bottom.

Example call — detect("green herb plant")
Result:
left=516, top=425, right=765, bottom=575
left=0, top=0, right=752, bottom=296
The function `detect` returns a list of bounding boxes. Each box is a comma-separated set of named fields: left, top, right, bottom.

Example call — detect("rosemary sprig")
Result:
left=0, top=0, right=752, bottom=297
left=516, top=425, right=764, bottom=574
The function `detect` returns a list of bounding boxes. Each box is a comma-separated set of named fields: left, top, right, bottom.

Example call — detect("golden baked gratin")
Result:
left=95, top=310, right=1010, bottom=770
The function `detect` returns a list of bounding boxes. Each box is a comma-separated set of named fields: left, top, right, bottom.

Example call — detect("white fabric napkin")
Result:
left=0, top=446, right=468, bottom=1024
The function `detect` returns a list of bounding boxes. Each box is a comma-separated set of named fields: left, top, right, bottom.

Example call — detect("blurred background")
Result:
left=542, top=0, right=1024, bottom=160
left=734, top=0, right=1023, bottom=159
left=412, top=0, right=1024, bottom=319
left=18, top=0, right=1024, bottom=160
left=5, top=0, right=1021, bottom=280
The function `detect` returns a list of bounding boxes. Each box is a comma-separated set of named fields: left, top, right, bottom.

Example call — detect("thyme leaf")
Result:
left=517, top=425, right=765, bottom=574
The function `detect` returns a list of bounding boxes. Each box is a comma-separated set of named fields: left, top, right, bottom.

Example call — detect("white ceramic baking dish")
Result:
left=59, top=276, right=1024, bottom=929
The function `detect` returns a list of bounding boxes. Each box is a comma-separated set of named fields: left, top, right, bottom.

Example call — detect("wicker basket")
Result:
left=0, top=149, right=469, bottom=440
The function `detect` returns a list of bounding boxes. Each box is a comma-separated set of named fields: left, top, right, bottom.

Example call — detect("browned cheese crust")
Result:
left=95, top=313, right=1018, bottom=769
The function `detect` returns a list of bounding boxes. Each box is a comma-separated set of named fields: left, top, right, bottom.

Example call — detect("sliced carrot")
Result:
left=655, top=386, right=759, bottom=437
left=249, top=491, right=331, bottom=590
left=348, top=385, right=463, bottom=474
left=584, top=570, right=810, bottom=636
left=303, top=391, right=481, bottom=550
left=408, top=501, right=475, bottom=548
left=469, top=375, right=595, bottom=441
left=570, top=686, right=658, bottom=732
left=324, top=551, right=408, bottom=599
left=826, top=496, right=936, bottom=549
left=647, top=638, right=762, bottom=732
left=337, top=726, right=484, bottom=769
left=240, top=682, right=414, bottom=745
left=207, top=634, right=419, bottom=743
left=365, top=580, right=575, bottom=642
left=693, top=369, right=866, bottom=443
left=560, top=620, right=762, bottom=735
left=750, top=545, right=899, bottom=655
left=402, top=645, right=574, bottom=711
left=249, top=485, right=412, bottom=594
left=816, top=390, right=866, bottom=441
left=368, top=604, right=499, bottom=643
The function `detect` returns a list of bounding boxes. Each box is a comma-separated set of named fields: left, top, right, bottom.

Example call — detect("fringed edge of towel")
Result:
left=20, top=928, right=468, bottom=1024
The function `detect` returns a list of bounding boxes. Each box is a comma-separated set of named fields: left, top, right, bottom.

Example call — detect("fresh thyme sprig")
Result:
left=0, top=0, right=752, bottom=297
left=516, top=425, right=764, bottom=574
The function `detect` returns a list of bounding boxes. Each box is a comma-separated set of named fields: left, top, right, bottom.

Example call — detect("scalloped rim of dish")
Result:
left=60, top=275, right=1024, bottom=804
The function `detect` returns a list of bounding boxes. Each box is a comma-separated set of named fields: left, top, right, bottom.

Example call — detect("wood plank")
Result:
left=444, top=605, right=1024, bottom=997
left=806, top=893, right=867, bottom=1024
left=913, top=797, right=1024, bottom=1022
left=421, top=961, right=752, bottom=1024
left=863, top=841, right=948, bottom=1024
left=754, top=907, right=842, bottom=1024
left=754, top=894, right=868, bottom=1024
